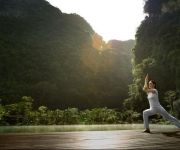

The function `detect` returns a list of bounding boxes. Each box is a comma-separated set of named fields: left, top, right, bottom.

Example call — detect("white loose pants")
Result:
left=143, top=106, right=180, bottom=129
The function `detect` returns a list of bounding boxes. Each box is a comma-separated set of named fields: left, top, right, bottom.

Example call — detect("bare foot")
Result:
left=143, top=128, right=151, bottom=133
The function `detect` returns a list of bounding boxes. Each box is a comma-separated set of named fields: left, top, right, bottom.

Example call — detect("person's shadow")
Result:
left=161, top=131, right=180, bottom=138
left=151, top=130, right=180, bottom=138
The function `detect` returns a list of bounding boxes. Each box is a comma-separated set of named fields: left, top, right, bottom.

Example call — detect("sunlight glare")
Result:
left=47, top=0, right=145, bottom=42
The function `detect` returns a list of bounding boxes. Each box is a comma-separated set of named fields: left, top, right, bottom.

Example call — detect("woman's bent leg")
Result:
left=159, top=107, right=180, bottom=128
left=143, top=108, right=156, bottom=129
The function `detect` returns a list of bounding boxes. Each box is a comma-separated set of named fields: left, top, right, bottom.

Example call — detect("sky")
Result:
left=47, top=0, right=145, bottom=42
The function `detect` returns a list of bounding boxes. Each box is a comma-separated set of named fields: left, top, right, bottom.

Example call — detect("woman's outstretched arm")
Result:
left=143, top=74, right=149, bottom=91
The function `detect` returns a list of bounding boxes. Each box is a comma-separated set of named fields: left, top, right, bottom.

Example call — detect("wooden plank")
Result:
left=0, top=130, right=180, bottom=149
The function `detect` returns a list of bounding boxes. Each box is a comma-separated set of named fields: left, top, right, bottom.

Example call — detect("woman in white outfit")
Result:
left=143, top=74, right=180, bottom=133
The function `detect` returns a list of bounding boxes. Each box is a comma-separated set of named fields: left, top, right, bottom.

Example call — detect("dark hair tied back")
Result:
left=149, top=80, right=156, bottom=88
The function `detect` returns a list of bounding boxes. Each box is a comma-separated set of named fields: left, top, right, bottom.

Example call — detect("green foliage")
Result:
left=52, top=109, right=64, bottom=125
left=63, top=108, right=79, bottom=124
left=2, top=96, right=176, bottom=125
left=173, top=99, right=180, bottom=118
left=120, top=110, right=141, bottom=123
left=163, top=90, right=180, bottom=118
left=80, top=107, right=119, bottom=124
left=164, top=90, right=177, bottom=113
left=0, top=98, right=124, bottom=125
left=3, top=96, right=33, bottom=125
left=0, top=104, right=6, bottom=124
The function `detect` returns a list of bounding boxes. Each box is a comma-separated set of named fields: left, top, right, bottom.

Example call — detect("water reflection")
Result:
left=0, top=124, right=144, bottom=133
left=0, top=124, right=177, bottom=133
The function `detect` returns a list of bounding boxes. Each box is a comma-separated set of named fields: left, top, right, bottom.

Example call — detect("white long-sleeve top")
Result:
left=147, top=89, right=161, bottom=108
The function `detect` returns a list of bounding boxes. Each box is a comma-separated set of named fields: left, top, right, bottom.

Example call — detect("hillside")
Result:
left=0, top=0, right=135, bottom=109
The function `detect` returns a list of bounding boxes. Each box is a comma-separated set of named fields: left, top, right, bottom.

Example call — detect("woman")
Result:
left=143, top=74, right=180, bottom=133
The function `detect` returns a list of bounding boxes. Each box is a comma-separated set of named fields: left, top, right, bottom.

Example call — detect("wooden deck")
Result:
left=0, top=129, right=180, bottom=149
